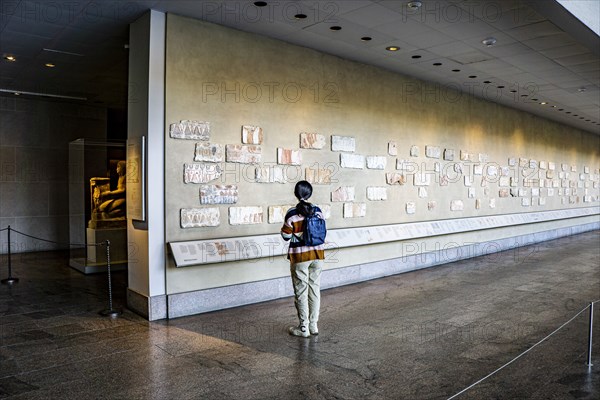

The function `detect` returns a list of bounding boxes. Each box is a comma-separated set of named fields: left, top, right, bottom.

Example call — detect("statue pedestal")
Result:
left=69, top=227, right=128, bottom=274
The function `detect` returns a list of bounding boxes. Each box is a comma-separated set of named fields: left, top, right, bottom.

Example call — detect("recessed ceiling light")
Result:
left=469, top=75, right=477, bottom=78
left=566, top=112, right=571, bottom=114
left=452, top=69, right=460, bottom=72
left=573, top=114, right=578, bottom=116
left=14, top=92, right=20, bottom=95
left=361, top=37, right=372, bottom=41
left=481, top=37, right=497, bottom=47
left=386, top=46, right=400, bottom=51
left=540, top=102, right=547, bottom=105
left=330, top=26, right=342, bottom=31
left=551, top=105, right=557, bottom=108
left=558, top=109, right=564, bottom=111
left=45, top=63, right=55, bottom=68
left=577, top=87, right=586, bottom=92
left=411, top=55, right=422, bottom=59
left=585, top=119, right=591, bottom=121
left=510, top=89, right=517, bottom=93
left=254, top=1, right=267, bottom=6
left=294, top=14, right=307, bottom=19
left=407, top=1, right=422, bottom=9
left=497, top=85, right=505, bottom=89
left=483, top=80, right=491, bottom=84
left=531, top=98, right=538, bottom=101
left=579, top=117, right=584, bottom=119
left=433, top=62, right=442, bottom=66
left=4, top=55, right=16, bottom=62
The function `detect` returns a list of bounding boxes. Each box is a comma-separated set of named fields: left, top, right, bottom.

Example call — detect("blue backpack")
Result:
left=303, top=206, right=327, bottom=246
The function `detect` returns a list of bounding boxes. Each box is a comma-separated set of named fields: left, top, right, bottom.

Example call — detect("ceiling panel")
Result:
left=0, top=0, right=597, bottom=133
left=538, top=43, right=589, bottom=59
left=339, top=2, right=403, bottom=28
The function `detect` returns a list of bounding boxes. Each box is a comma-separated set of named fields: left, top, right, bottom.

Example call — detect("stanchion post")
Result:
left=1, top=226, right=19, bottom=285
left=587, top=302, right=594, bottom=367
left=99, top=240, right=122, bottom=318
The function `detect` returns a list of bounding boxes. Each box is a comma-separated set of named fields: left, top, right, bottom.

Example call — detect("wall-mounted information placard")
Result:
left=169, top=207, right=599, bottom=267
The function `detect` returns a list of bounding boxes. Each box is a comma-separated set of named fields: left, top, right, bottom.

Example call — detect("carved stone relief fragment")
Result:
left=184, top=163, right=222, bottom=184
left=300, top=132, right=326, bottom=149
left=425, top=146, right=440, bottom=159
left=450, top=200, right=464, bottom=211
left=340, top=153, right=365, bottom=169
left=367, top=187, right=387, bottom=201
left=277, top=148, right=302, bottom=165
left=268, top=205, right=294, bottom=224
left=241, top=125, right=263, bottom=144
left=331, top=186, right=355, bottom=202
left=229, top=206, right=263, bottom=225
left=181, top=207, right=220, bottom=228
left=343, top=202, right=366, bottom=218
left=226, top=144, right=262, bottom=164
left=170, top=120, right=210, bottom=140
left=331, top=135, right=355, bottom=152
left=255, top=165, right=289, bottom=184
left=200, top=185, right=238, bottom=204
left=194, top=143, right=224, bottom=163
left=386, top=173, right=406, bottom=185
left=366, top=156, right=387, bottom=170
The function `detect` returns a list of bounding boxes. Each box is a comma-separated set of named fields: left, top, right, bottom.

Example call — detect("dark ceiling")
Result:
left=0, top=0, right=598, bottom=134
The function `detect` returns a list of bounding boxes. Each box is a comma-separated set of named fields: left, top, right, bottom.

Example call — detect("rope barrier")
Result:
left=7, top=227, right=104, bottom=247
left=447, top=302, right=596, bottom=399
left=1, top=226, right=121, bottom=318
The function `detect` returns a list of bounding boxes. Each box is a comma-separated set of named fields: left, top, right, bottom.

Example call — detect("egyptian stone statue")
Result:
left=89, top=160, right=126, bottom=228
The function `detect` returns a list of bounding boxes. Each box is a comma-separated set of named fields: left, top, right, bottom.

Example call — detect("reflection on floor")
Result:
left=1, top=231, right=599, bottom=399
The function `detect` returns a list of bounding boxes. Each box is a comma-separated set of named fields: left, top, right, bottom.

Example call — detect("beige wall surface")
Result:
left=164, top=14, right=599, bottom=294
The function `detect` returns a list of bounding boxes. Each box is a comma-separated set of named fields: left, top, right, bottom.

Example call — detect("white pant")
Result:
left=290, top=259, right=323, bottom=327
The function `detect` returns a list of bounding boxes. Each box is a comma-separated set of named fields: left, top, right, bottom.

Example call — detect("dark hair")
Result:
left=294, top=180, right=313, bottom=217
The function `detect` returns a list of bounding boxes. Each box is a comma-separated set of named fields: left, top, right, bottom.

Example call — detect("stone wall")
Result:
left=0, top=97, right=107, bottom=253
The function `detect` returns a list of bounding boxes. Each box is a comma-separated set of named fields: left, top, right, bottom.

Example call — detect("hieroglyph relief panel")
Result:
left=241, top=125, right=263, bottom=144
left=340, top=153, right=365, bottom=169
left=388, top=141, right=398, bottom=156
left=278, top=148, right=302, bottom=165
left=343, top=203, right=366, bottom=218
left=170, top=120, right=210, bottom=140
left=366, top=156, right=387, bottom=170
left=268, top=205, right=295, bottom=224
left=229, top=206, right=264, bottom=225
left=300, top=133, right=326, bottom=149
left=425, top=146, right=440, bottom=159
left=226, top=144, right=262, bottom=164
left=184, top=163, right=222, bottom=184
left=386, top=173, right=406, bottom=185
left=194, top=143, right=224, bottom=163
left=331, top=135, right=355, bottom=152
left=181, top=208, right=220, bottom=228
left=366, top=187, right=387, bottom=201
left=331, top=186, right=355, bottom=202
left=450, top=200, right=464, bottom=211
left=255, top=165, right=290, bottom=184
left=200, top=185, right=238, bottom=204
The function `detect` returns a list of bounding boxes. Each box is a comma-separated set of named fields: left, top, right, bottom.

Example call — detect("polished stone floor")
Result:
left=1, top=231, right=599, bottom=399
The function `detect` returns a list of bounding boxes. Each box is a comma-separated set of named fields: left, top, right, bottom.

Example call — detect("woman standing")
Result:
left=281, top=180, right=326, bottom=337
